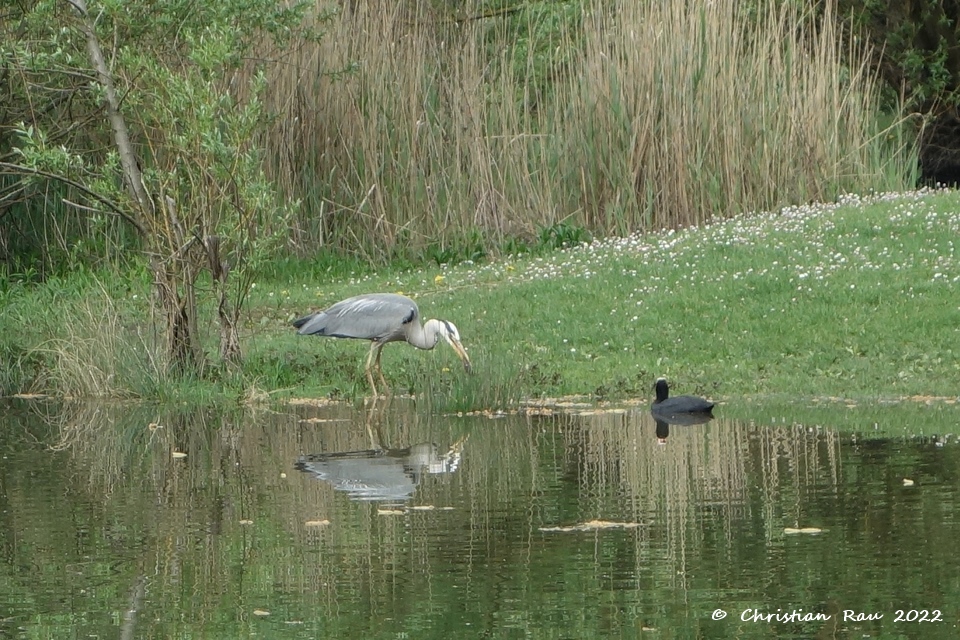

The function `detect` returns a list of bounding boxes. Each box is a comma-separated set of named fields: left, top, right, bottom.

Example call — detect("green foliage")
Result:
left=536, top=221, right=591, bottom=250
left=487, top=0, right=586, bottom=110
left=423, top=231, right=488, bottom=266
left=2, top=0, right=318, bottom=372
left=0, top=0, right=939, bottom=399
left=259, top=251, right=377, bottom=283
left=3, top=0, right=920, bottom=275
left=0, top=268, right=162, bottom=398
left=837, top=0, right=960, bottom=110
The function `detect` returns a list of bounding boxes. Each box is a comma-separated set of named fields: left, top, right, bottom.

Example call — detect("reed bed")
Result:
left=260, top=0, right=913, bottom=261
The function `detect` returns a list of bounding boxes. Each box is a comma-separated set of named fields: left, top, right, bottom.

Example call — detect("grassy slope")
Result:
left=245, top=188, right=960, bottom=407
left=2, top=188, right=957, bottom=410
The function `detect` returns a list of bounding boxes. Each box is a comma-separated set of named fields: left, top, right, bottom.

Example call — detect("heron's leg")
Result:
left=364, top=342, right=379, bottom=398
left=364, top=404, right=387, bottom=450
left=365, top=406, right=377, bottom=448
left=373, top=345, right=391, bottom=396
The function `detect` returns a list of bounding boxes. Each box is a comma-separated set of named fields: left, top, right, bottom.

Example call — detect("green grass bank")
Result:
left=2, top=188, right=959, bottom=409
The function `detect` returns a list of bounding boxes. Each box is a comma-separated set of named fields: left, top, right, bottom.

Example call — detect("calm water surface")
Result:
left=1, top=398, right=959, bottom=639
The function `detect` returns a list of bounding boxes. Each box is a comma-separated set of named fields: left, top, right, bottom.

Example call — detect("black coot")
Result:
left=651, top=378, right=715, bottom=416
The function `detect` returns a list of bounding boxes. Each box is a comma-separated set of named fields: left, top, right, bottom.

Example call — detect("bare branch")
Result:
left=0, top=161, right=146, bottom=235
left=67, top=0, right=154, bottom=217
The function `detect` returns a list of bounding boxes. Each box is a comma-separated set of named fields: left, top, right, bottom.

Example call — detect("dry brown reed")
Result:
left=257, top=0, right=909, bottom=260
left=31, top=286, right=168, bottom=398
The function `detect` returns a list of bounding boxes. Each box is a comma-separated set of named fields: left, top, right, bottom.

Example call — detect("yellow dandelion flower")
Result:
left=434, top=274, right=446, bottom=285
left=506, top=264, right=516, bottom=272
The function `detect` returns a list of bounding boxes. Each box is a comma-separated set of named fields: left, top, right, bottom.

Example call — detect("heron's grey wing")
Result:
left=297, top=293, right=419, bottom=341
left=296, top=453, right=418, bottom=501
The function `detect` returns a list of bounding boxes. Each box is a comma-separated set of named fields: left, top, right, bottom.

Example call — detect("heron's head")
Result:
left=437, top=320, right=471, bottom=373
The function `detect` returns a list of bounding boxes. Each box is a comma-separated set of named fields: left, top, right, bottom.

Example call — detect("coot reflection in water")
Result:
left=653, top=411, right=715, bottom=444
left=295, top=439, right=465, bottom=502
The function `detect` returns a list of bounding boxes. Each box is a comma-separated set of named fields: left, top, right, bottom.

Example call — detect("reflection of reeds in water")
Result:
left=44, top=401, right=843, bottom=626
left=279, top=402, right=550, bottom=608
left=555, top=411, right=842, bottom=589
left=752, top=420, right=842, bottom=535
left=51, top=401, right=176, bottom=490
left=47, top=399, right=473, bottom=616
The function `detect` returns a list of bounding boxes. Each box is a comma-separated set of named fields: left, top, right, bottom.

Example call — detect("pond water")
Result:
left=1, top=398, right=959, bottom=639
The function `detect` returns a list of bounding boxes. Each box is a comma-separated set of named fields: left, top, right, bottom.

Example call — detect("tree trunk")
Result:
left=72, top=0, right=205, bottom=374
left=155, top=197, right=205, bottom=373
left=69, top=0, right=152, bottom=215
left=204, top=235, right=243, bottom=368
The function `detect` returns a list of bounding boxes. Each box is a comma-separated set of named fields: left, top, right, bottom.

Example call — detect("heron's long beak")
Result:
left=446, top=337, right=472, bottom=373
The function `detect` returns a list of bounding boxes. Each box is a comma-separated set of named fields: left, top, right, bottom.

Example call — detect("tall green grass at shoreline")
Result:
left=2, top=188, right=959, bottom=408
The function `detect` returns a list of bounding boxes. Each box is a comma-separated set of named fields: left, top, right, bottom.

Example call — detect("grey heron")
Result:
left=292, top=293, right=471, bottom=396
left=651, top=378, right=715, bottom=416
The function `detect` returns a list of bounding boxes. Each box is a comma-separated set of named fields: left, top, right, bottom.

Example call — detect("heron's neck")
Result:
left=408, top=319, right=441, bottom=350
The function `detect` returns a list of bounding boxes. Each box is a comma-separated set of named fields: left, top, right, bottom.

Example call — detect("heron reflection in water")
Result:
left=295, top=437, right=467, bottom=502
